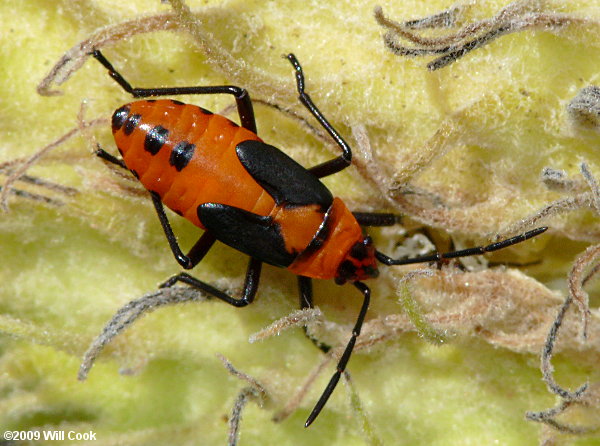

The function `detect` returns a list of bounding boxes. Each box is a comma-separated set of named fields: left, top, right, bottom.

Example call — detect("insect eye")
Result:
left=350, top=241, right=368, bottom=260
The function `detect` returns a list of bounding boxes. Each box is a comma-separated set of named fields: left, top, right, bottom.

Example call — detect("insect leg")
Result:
left=298, top=276, right=331, bottom=353
left=305, top=281, right=370, bottom=427
left=286, top=54, right=352, bottom=179
left=352, top=212, right=400, bottom=227
left=375, top=227, right=548, bottom=265
left=150, top=192, right=217, bottom=269
left=160, top=258, right=262, bottom=308
left=91, top=50, right=257, bottom=133
left=95, top=147, right=215, bottom=268
left=95, top=145, right=127, bottom=169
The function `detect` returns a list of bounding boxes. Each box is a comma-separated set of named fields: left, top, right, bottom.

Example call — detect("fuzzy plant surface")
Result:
left=1, top=1, right=599, bottom=445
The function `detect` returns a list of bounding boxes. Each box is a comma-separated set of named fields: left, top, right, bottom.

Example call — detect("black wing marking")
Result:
left=197, top=203, right=295, bottom=268
left=236, top=140, right=333, bottom=209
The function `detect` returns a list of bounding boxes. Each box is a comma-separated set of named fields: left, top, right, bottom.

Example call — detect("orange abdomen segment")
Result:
left=112, top=100, right=276, bottom=227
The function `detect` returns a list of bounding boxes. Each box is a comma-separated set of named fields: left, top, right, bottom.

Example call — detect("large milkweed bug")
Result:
left=88, top=49, right=547, bottom=427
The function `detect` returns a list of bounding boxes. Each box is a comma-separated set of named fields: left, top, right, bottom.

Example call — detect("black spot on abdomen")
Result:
left=169, top=141, right=196, bottom=171
left=123, top=113, right=142, bottom=136
left=112, top=105, right=130, bottom=132
left=145, top=125, right=169, bottom=155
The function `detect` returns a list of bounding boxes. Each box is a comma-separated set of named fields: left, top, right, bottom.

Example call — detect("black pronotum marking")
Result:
left=111, top=105, right=130, bottom=132
left=169, top=141, right=196, bottom=171
left=123, top=113, right=142, bottom=136
left=144, top=125, right=169, bottom=155
left=298, top=204, right=333, bottom=258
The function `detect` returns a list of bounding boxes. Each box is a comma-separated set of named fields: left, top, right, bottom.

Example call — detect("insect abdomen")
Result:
left=112, top=99, right=276, bottom=228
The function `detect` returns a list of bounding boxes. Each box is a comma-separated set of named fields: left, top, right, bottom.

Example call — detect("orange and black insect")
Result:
left=91, top=50, right=547, bottom=427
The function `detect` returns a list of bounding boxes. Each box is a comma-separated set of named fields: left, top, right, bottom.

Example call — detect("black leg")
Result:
left=92, top=50, right=257, bottom=133
left=375, top=227, right=548, bottom=266
left=96, top=145, right=216, bottom=270
left=95, top=145, right=127, bottom=169
left=160, top=257, right=262, bottom=308
left=185, top=232, right=218, bottom=268
left=286, top=54, right=352, bottom=179
left=298, top=276, right=331, bottom=353
left=352, top=212, right=400, bottom=227
left=305, top=281, right=370, bottom=427
left=150, top=192, right=217, bottom=269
